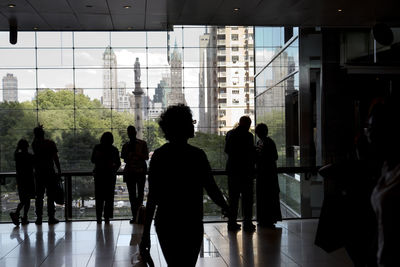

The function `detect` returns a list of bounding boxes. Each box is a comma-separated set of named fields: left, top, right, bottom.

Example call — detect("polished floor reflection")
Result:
left=0, top=219, right=352, bottom=266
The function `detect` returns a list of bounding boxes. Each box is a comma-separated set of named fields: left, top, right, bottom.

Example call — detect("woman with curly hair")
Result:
left=140, top=104, right=230, bottom=266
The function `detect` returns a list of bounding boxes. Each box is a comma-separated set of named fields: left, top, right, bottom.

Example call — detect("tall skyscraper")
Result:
left=2, top=73, right=18, bottom=102
left=166, top=42, right=186, bottom=106
left=102, top=46, right=132, bottom=112
left=198, top=26, right=255, bottom=135
left=102, top=46, right=118, bottom=109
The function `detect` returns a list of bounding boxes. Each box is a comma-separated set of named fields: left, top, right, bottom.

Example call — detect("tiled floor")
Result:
left=0, top=219, right=353, bottom=267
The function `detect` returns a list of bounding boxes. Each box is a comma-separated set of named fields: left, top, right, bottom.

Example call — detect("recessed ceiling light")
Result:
left=33, top=27, right=38, bottom=30
left=127, top=27, right=133, bottom=30
left=124, top=5, right=131, bottom=9
left=8, top=4, right=16, bottom=8
left=337, top=9, right=343, bottom=12
left=233, top=7, right=240, bottom=12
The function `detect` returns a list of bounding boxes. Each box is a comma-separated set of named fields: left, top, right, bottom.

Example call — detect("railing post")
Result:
left=64, top=174, right=72, bottom=221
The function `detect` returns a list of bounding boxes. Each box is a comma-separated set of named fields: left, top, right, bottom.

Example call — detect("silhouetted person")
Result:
left=32, top=126, right=61, bottom=225
left=91, top=132, right=121, bottom=224
left=368, top=103, right=400, bottom=267
left=121, top=126, right=149, bottom=224
left=140, top=104, right=229, bottom=267
left=225, top=116, right=256, bottom=232
left=10, top=139, right=35, bottom=226
left=255, top=123, right=282, bottom=228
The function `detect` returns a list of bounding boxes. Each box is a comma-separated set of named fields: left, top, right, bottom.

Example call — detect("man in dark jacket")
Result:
left=121, top=126, right=149, bottom=223
left=225, top=116, right=256, bottom=232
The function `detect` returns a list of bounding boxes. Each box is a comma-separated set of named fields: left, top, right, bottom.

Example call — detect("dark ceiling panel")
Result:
left=0, top=0, right=399, bottom=31
left=112, top=14, right=145, bottom=31
left=78, top=14, right=113, bottom=30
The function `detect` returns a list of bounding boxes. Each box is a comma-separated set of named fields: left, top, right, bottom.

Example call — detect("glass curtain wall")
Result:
left=0, top=26, right=255, bottom=221
left=254, top=27, right=300, bottom=216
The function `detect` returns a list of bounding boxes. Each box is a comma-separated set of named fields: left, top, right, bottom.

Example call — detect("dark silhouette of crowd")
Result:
left=9, top=102, right=399, bottom=267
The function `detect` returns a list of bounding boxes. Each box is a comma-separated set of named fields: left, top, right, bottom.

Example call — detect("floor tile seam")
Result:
left=38, top=231, right=67, bottom=266
left=0, top=229, right=37, bottom=260
left=213, top=225, right=230, bottom=242
left=110, top=220, right=123, bottom=266
left=205, top=233, right=229, bottom=267
left=280, top=248, right=303, bottom=266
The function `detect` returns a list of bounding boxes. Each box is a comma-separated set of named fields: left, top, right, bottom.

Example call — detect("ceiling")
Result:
left=0, top=0, right=399, bottom=31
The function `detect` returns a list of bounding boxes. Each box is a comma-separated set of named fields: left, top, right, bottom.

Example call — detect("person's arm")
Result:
left=113, top=148, right=121, bottom=172
left=271, top=139, right=278, bottom=162
left=140, top=153, right=158, bottom=253
left=91, top=146, right=97, bottom=164
left=52, top=142, right=61, bottom=176
left=201, top=152, right=230, bottom=214
left=143, top=142, right=149, bottom=161
left=121, top=143, right=127, bottom=161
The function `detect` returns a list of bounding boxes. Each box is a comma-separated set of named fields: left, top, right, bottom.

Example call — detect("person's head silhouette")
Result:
left=158, top=104, right=194, bottom=143
left=127, top=126, right=137, bottom=140
left=238, top=116, right=251, bottom=131
left=33, top=126, right=45, bottom=140
left=16, top=139, right=29, bottom=153
left=100, top=132, right=114, bottom=146
left=255, top=123, right=268, bottom=139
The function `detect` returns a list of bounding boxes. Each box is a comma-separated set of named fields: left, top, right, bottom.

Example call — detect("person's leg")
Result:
left=104, top=177, right=116, bottom=221
left=228, top=176, right=241, bottom=230
left=242, top=178, right=255, bottom=231
left=157, top=224, right=203, bottom=267
left=137, top=175, right=145, bottom=206
left=126, top=178, right=137, bottom=221
left=15, top=202, right=24, bottom=214
left=21, top=198, right=31, bottom=224
left=94, top=180, right=104, bottom=222
left=45, top=183, right=57, bottom=222
left=35, top=180, right=45, bottom=224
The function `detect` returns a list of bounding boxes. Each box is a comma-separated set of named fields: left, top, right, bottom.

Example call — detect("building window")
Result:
left=232, top=46, right=239, bottom=51
left=231, top=26, right=239, bottom=30
left=218, top=77, right=226, bottom=83
left=217, top=34, right=226, bottom=40
left=219, top=99, right=227, bottom=104
left=232, top=99, right=239, bottom=104
left=232, top=56, right=239, bottom=63
left=232, top=90, right=240, bottom=94
left=218, top=56, right=226, bottom=61
left=231, top=34, right=239, bottom=41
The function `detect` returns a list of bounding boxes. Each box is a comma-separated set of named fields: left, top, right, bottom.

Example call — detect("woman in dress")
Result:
left=255, top=123, right=282, bottom=228
left=91, top=132, right=121, bottom=224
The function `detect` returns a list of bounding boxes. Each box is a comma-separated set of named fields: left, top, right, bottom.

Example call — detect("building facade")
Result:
left=198, top=26, right=255, bottom=135
left=2, top=73, right=18, bottom=102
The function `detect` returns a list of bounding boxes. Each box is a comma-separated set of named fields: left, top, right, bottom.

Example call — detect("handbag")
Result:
left=53, top=179, right=65, bottom=205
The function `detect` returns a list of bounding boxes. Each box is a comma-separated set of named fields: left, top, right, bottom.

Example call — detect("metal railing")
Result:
left=0, top=166, right=318, bottom=222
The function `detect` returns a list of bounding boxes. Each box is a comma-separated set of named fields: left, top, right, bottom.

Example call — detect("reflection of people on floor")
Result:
left=121, top=126, right=149, bottom=224
left=95, top=224, right=115, bottom=266
left=10, top=139, right=35, bottom=226
left=255, top=123, right=282, bottom=228
left=140, top=104, right=229, bottom=267
left=225, top=116, right=256, bottom=232
left=257, top=227, right=282, bottom=266
left=228, top=233, right=242, bottom=266
left=10, top=226, right=31, bottom=267
left=91, top=132, right=121, bottom=224
left=32, top=126, right=62, bottom=225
